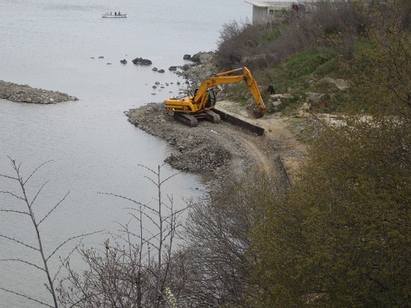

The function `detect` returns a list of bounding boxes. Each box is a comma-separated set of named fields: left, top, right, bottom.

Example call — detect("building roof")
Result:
left=244, top=1, right=294, bottom=9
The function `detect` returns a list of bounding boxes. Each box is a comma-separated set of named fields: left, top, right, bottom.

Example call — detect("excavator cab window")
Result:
left=205, top=89, right=217, bottom=108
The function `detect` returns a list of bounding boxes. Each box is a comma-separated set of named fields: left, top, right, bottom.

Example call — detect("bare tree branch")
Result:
left=0, top=286, right=54, bottom=308
left=0, top=233, right=39, bottom=251
left=38, top=191, right=70, bottom=226
left=0, top=157, right=88, bottom=307
left=0, top=190, right=25, bottom=201
left=30, top=180, right=49, bottom=211
left=46, top=230, right=103, bottom=262
left=0, top=258, right=45, bottom=272
left=18, top=159, right=53, bottom=186
left=0, top=208, right=30, bottom=216
left=99, top=192, right=158, bottom=216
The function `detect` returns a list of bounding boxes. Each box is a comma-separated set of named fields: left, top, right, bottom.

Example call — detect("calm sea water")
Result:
left=0, top=0, right=251, bottom=306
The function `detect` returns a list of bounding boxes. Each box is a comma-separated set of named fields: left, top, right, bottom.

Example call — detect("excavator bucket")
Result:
left=253, top=109, right=265, bottom=119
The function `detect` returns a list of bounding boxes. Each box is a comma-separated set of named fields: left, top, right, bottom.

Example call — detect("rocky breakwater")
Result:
left=0, top=80, right=78, bottom=104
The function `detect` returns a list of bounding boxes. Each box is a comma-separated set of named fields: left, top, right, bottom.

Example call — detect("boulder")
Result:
left=132, top=57, right=152, bottom=66
left=306, top=92, right=325, bottom=105
left=189, top=51, right=214, bottom=64
left=319, top=77, right=351, bottom=90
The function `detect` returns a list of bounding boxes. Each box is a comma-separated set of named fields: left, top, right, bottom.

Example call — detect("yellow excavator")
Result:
left=165, top=67, right=267, bottom=127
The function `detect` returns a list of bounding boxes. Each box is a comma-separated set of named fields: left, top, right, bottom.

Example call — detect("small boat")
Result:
left=102, top=12, right=127, bottom=18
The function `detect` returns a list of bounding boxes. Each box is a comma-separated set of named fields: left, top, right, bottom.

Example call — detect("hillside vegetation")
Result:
left=216, top=0, right=411, bottom=117
left=211, top=0, right=411, bottom=306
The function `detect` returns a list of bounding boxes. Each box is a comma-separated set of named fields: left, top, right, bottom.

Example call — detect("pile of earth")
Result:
left=0, top=80, right=78, bottom=104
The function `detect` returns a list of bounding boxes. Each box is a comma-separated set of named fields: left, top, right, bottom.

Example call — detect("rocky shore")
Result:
left=0, top=80, right=78, bottom=104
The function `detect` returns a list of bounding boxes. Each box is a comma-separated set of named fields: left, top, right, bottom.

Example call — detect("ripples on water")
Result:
left=0, top=0, right=250, bottom=305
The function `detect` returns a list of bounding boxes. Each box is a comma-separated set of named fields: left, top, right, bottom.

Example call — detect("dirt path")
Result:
left=216, top=100, right=308, bottom=179
left=240, top=135, right=273, bottom=174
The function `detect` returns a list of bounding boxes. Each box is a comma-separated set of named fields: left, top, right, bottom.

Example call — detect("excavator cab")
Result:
left=204, top=89, right=217, bottom=108
left=193, top=88, right=216, bottom=109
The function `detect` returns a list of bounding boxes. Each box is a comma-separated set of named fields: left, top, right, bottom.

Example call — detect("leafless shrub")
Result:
left=0, top=157, right=98, bottom=307
left=216, top=20, right=254, bottom=70
left=59, top=237, right=147, bottom=307
left=58, top=164, right=188, bottom=308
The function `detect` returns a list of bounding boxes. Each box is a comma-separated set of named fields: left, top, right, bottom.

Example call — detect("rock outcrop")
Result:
left=131, top=57, right=152, bottom=66
left=174, top=51, right=218, bottom=89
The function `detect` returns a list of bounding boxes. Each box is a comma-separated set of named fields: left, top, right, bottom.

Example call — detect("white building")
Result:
left=245, top=1, right=316, bottom=25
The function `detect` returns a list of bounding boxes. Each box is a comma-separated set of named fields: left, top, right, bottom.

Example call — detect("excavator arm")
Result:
left=241, top=67, right=267, bottom=117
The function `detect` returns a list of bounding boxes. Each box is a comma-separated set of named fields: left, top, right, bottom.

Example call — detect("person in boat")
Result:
left=114, top=12, right=117, bottom=16
left=118, top=11, right=121, bottom=16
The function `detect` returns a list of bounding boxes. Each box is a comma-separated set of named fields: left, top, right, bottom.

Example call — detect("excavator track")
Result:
left=173, top=110, right=221, bottom=127
left=173, top=109, right=264, bottom=135
left=203, top=110, right=221, bottom=123
left=173, top=113, right=198, bottom=127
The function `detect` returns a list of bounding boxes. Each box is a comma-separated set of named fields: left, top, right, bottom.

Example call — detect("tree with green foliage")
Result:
left=346, top=0, right=411, bottom=117
left=248, top=1, right=411, bottom=306
left=249, top=116, right=411, bottom=306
